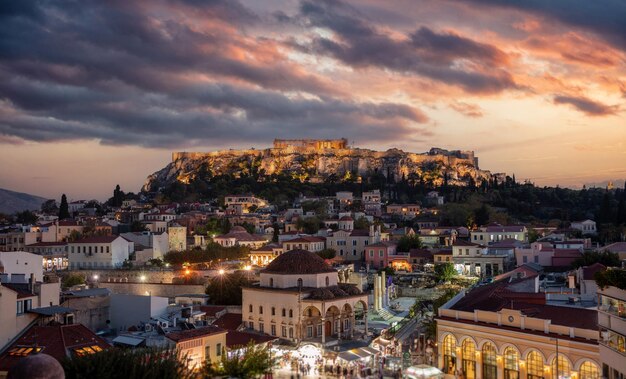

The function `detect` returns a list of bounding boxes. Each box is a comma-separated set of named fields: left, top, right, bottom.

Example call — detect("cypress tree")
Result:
left=58, top=194, right=70, bottom=219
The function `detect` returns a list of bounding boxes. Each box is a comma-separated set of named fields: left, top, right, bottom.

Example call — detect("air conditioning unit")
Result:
left=145, top=324, right=153, bottom=332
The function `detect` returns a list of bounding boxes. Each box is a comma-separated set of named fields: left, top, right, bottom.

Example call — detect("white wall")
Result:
left=0, top=251, right=44, bottom=282
left=110, top=294, right=168, bottom=331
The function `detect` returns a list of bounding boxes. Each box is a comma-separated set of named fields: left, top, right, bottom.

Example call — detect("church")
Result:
left=241, top=250, right=368, bottom=345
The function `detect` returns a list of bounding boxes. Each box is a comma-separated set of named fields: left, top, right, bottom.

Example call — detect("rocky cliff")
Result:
left=143, top=146, right=495, bottom=192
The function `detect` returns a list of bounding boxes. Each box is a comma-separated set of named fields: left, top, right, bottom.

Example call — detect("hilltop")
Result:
left=0, top=188, right=49, bottom=214
left=143, top=139, right=499, bottom=195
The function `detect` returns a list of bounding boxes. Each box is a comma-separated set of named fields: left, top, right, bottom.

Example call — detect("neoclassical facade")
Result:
left=242, top=250, right=368, bottom=345
left=437, top=277, right=601, bottom=379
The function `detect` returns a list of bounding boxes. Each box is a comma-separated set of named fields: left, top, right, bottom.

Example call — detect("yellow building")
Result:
left=436, top=276, right=601, bottom=379
left=166, top=326, right=227, bottom=370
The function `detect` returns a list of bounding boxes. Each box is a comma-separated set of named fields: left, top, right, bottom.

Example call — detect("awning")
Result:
left=28, top=306, right=74, bottom=316
left=338, top=347, right=378, bottom=362
left=338, top=351, right=361, bottom=362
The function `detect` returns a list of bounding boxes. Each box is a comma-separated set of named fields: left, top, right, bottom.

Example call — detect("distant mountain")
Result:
left=0, top=188, right=49, bottom=214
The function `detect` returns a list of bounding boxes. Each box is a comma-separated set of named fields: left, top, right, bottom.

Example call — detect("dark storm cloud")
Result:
left=553, top=95, right=619, bottom=116
left=0, top=0, right=429, bottom=148
left=298, top=0, right=517, bottom=94
left=459, top=0, right=626, bottom=51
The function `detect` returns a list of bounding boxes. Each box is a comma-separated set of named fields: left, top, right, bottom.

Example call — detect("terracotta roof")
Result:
left=262, top=249, right=335, bottom=275
left=0, top=324, right=110, bottom=371
left=226, top=330, right=276, bottom=348
left=368, top=241, right=396, bottom=248
left=349, top=229, right=369, bottom=237
left=483, top=224, right=526, bottom=233
left=58, top=220, right=81, bottom=226
left=409, top=249, right=433, bottom=258
left=453, top=240, right=482, bottom=247
left=0, top=284, right=35, bottom=299
left=252, top=243, right=281, bottom=252
left=26, top=242, right=67, bottom=247
left=166, top=326, right=226, bottom=343
left=212, top=313, right=243, bottom=330
left=602, top=242, right=626, bottom=253
left=69, top=235, right=120, bottom=244
left=285, top=236, right=325, bottom=243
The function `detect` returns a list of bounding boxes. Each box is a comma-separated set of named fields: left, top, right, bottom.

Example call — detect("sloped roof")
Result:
left=212, top=313, right=243, bottom=330
left=0, top=324, right=110, bottom=371
left=166, top=326, right=226, bottom=343
left=226, top=330, right=276, bottom=348
left=262, top=249, right=335, bottom=275
left=582, top=263, right=606, bottom=280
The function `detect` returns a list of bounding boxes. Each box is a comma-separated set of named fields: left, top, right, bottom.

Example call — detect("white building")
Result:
left=597, top=269, right=626, bottom=379
left=571, top=220, right=597, bottom=235
left=471, top=224, right=528, bottom=244
left=68, top=235, right=133, bottom=269
left=109, top=294, right=169, bottom=332
left=242, top=250, right=368, bottom=344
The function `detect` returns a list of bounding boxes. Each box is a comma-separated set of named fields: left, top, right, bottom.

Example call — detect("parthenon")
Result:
left=273, top=138, right=348, bottom=150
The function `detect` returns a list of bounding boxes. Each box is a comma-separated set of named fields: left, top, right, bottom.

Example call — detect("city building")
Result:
left=437, top=274, right=601, bottom=379
left=165, top=326, right=228, bottom=370
left=68, top=235, right=133, bottom=269
left=213, top=226, right=268, bottom=249
left=241, top=250, right=368, bottom=345
left=386, top=204, right=421, bottom=220
left=597, top=268, right=626, bottom=379
left=167, top=224, right=187, bottom=252
left=471, top=224, right=528, bottom=244
left=24, top=241, right=69, bottom=271
left=326, top=225, right=386, bottom=262
left=282, top=236, right=325, bottom=253
left=365, top=241, right=397, bottom=270
left=570, top=220, right=597, bottom=236
left=452, top=240, right=509, bottom=277
left=224, top=194, right=268, bottom=214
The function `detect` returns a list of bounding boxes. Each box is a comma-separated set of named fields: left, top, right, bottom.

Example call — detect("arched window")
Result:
left=461, top=339, right=476, bottom=379
left=503, top=347, right=519, bottom=379
left=249, top=304, right=252, bottom=312
left=325, top=276, right=329, bottom=286
left=269, top=278, right=274, bottom=287
left=579, top=361, right=600, bottom=379
left=282, top=308, right=286, bottom=317
left=442, top=335, right=456, bottom=374
left=297, top=278, right=303, bottom=288
left=482, top=342, right=497, bottom=379
left=271, top=307, right=275, bottom=316
left=526, top=351, right=544, bottom=379
left=259, top=306, right=263, bottom=314
left=551, top=355, right=571, bottom=379
left=289, top=309, right=293, bottom=318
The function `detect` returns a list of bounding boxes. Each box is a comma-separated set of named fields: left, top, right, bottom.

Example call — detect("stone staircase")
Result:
left=376, top=308, right=396, bottom=321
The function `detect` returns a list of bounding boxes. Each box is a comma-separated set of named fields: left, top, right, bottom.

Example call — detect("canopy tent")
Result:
left=405, top=364, right=444, bottom=379
left=337, top=347, right=379, bottom=362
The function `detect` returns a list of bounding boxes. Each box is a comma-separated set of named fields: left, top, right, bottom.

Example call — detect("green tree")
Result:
left=434, top=262, right=457, bottom=282
left=202, top=341, right=276, bottom=379
left=59, top=194, right=70, bottom=220
left=474, top=203, right=490, bottom=226
left=572, top=251, right=620, bottom=268
left=62, top=273, right=85, bottom=289
left=595, top=269, right=626, bottom=290
left=271, top=222, right=280, bottom=243
left=63, top=348, right=193, bottom=379
left=205, top=271, right=253, bottom=305
left=296, top=216, right=322, bottom=234
left=15, top=210, right=38, bottom=224
left=130, top=221, right=148, bottom=232
left=397, top=234, right=422, bottom=252
left=40, top=199, right=58, bottom=215
left=316, top=248, right=336, bottom=260
left=353, top=216, right=370, bottom=230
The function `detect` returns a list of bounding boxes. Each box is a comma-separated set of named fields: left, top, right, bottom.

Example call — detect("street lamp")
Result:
left=218, top=269, right=225, bottom=275
left=93, top=274, right=99, bottom=281
left=140, top=275, right=146, bottom=282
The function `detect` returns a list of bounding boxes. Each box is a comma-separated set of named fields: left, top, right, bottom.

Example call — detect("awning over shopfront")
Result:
left=337, top=347, right=379, bottom=362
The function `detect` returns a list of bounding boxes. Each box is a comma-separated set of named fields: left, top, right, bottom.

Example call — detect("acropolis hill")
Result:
left=143, top=139, right=497, bottom=192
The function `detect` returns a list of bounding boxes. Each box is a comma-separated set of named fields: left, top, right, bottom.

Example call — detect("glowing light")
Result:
left=218, top=269, right=225, bottom=275
left=244, top=265, right=251, bottom=271
left=185, top=269, right=190, bottom=275
left=93, top=275, right=99, bottom=280
left=140, top=275, right=146, bottom=282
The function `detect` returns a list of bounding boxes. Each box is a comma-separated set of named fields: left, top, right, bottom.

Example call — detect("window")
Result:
left=534, top=255, right=539, bottom=263
left=205, top=346, right=211, bottom=359
left=259, top=323, right=264, bottom=333
left=352, top=240, right=357, bottom=246
left=271, top=307, right=275, bottom=316
left=523, top=256, right=528, bottom=263
left=317, top=324, right=322, bottom=336
left=379, top=250, right=384, bottom=257
left=526, top=351, right=544, bottom=379
left=249, top=304, right=253, bottom=312
left=259, top=306, right=263, bottom=314
left=282, top=326, right=287, bottom=337
left=216, top=343, right=222, bottom=356
left=325, top=276, right=329, bottom=286
left=271, top=324, right=276, bottom=336
left=482, top=342, right=497, bottom=379
left=461, top=339, right=476, bottom=379
left=282, top=308, right=286, bottom=317
left=16, top=301, right=24, bottom=315
left=249, top=322, right=254, bottom=329
left=297, top=278, right=303, bottom=288
left=269, top=278, right=274, bottom=287
left=503, top=347, right=519, bottom=379
left=73, top=345, right=103, bottom=356
left=579, top=361, right=599, bottom=379
left=289, top=309, right=293, bottom=318
left=369, top=250, right=374, bottom=257
left=551, top=355, right=571, bottom=379
left=289, top=328, right=293, bottom=338
left=306, top=326, right=313, bottom=338
left=442, top=335, right=456, bottom=374
left=24, top=299, right=32, bottom=312
left=8, top=347, right=42, bottom=357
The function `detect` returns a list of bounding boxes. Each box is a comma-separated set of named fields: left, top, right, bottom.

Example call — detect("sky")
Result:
left=0, top=0, right=625, bottom=201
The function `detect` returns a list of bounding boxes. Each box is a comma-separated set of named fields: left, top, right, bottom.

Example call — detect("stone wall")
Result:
left=99, top=282, right=206, bottom=299
left=64, top=269, right=178, bottom=284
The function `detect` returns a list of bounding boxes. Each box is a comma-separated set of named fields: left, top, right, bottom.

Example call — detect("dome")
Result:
left=263, top=249, right=336, bottom=275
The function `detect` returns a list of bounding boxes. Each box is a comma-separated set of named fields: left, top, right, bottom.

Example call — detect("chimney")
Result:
left=29, top=273, right=35, bottom=294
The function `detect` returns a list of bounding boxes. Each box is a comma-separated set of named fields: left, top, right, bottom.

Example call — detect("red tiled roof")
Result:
left=226, top=330, right=276, bottom=348
left=409, top=249, right=433, bottom=258
left=26, top=242, right=68, bottom=247
left=0, top=324, right=110, bottom=371
left=284, top=236, right=325, bottom=243
left=166, top=326, right=226, bottom=343
left=453, top=240, right=482, bottom=247
left=69, top=235, right=119, bottom=244
left=349, top=229, right=369, bottom=237
left=263, top=249, right=335, bottom=275
left=213, top=313, right=242, bottom=331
